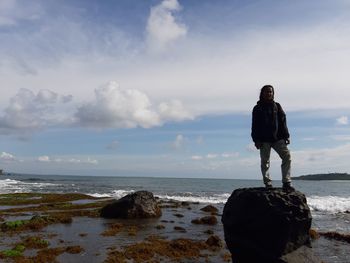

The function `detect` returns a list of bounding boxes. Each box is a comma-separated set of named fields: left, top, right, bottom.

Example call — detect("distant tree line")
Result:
left=292, top=173, right=350, bottom=180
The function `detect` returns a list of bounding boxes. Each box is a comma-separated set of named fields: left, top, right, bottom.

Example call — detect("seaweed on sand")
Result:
left=105, top=235, right=209, bottom=263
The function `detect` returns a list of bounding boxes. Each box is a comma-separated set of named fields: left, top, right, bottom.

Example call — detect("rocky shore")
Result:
left=0, top=191, right=349, bottom=262
left=0, top=192, right=230, bottom=262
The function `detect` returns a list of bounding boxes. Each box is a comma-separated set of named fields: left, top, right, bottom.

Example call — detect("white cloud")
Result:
left=191, top=152, right=239, bottom=161
left=0, top=151, right=16, bottom=162
left=146, top=0, right=187, bottom=53
left=302, top=137, right=316, bottom=141
left=75, top=81, right=193, bottom=129
left=75, top=81, right=160, bottom=129
left=38, top=155, right=50, bottom=162
left=0, top=88, right=73, bottom=135
left=85, top=158, right=98, bottom=165
left=222, top=152, right=239, bottom=158
left=36, top=155, right=98, bottom=165
left=336, top=116, right=348, bottom=125
left=191, top=155, right=203, bottom=160
left=158, top=100, right=194, bottom=122
left=68, top=157, right=98, bottom=165
left=172, top=134, right=185, bottom=149
left=206, top=154, right=218, bottom=159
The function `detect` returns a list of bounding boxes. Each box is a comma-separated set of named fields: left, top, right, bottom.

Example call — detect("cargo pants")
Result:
left=260, top=139, right=291, bottom=185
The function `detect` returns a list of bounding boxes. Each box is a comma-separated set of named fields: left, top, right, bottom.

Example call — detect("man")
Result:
left=251, top=85, right=294, bottom=191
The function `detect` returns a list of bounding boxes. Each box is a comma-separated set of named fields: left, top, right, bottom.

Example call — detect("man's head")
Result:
left=259, top=85, right=274, bottom=101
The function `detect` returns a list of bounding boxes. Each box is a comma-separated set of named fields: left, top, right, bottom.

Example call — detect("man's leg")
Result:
left=272, top=140, right=291, bottom=184
left=260, top=143, right=272, bottom=186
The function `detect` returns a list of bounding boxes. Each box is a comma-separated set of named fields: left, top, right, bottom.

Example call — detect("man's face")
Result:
left=262, top=87, right=273, bottom=101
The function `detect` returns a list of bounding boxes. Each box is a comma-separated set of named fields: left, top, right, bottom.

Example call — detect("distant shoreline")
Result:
left=292, top=173, right=350, bottom=180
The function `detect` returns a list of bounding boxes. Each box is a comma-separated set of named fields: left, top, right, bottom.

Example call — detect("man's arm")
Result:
left=251, top=106, right=262, bottom=149
left=276, top=103, right=290, bottom=142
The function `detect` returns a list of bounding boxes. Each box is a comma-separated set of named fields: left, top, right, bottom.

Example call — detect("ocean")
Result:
left=1, top=174, right=350, bottom=262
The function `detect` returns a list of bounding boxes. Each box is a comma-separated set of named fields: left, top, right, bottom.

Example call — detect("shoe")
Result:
left=283, top=183, right=295, bottom=192
left=265, top=183, right=273, bottom=189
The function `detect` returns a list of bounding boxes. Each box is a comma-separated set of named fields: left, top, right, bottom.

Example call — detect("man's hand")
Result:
left=254, top=142, right=262, bottom=149
left=285, top=139, right=290, bottom=145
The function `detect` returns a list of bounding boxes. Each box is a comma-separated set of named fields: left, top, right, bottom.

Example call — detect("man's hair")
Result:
left=259, top=85, right=274, bottom=101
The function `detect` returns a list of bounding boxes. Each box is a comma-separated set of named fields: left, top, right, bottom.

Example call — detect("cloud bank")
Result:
left=37, top=155, right=98, bottom=165
left=0, top=82, right=193, bottom=135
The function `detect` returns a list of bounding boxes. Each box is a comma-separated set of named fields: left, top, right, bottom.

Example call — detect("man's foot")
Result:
left=283, top=182, right=295, bottom=192
left=265, top=183, right=273, bottom=189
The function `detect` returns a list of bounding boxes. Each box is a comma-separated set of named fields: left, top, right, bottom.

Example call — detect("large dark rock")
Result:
left=221, top=188, right=318, bottom=263
left=100, top=191, right=162, bottom=219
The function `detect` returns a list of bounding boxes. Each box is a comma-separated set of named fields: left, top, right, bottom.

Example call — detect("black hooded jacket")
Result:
left=251, top=101, right=290, bottom=143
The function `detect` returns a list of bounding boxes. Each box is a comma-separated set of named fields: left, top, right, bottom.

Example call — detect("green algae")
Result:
left=1, top=249, right=22, bottom=257
left=0, top=193, right=110, bottom=220
left=21, top=236, right=50, bottom=249
left=0, top=242, right=83, bottom=261
left=1, top=214, right=72, bottom=233
left=0, top=244, right=26, bottom=258
left=0, top=193, right=99, bottom=206
left=1, top=220, right=26, bottom=230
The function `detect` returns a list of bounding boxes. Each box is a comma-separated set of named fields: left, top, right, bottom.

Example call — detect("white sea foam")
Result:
left=89, top=190, right=135, bottom=199
left=0, top=179, right=27, bottom=193
left=89, top=190, right=230, bottom=204
left=0, top=179, right=59, bottom=193
left=307, top=195, right=350, bottom=214
left=156, top=193, right=231, bottom=204
left=111, top=190, right=135, bottom=198
left=0, top=179, right=20, bottom=185
left=89, top=193, right=112, bottom=198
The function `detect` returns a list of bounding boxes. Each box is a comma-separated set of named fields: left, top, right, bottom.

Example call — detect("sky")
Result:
left=1, top=0, right=350, bottom=180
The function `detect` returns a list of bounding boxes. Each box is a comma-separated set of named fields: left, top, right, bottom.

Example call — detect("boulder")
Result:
left=191, top=215, right=217, bottom=225
left=221, top=187, right=319, bottom=263
left=100, top=191, right=162, bottom=219
left=200, top=205, right=219, bottom=213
